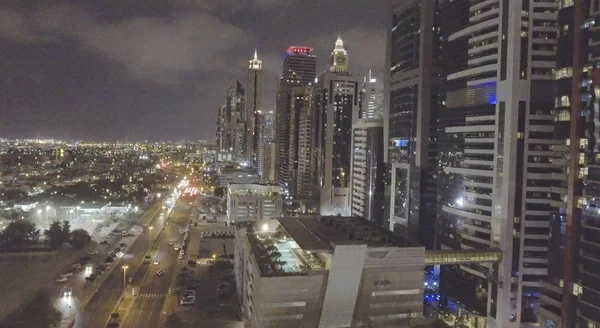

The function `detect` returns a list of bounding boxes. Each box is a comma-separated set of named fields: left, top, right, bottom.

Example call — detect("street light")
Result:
left=122, top=265, right=129, bottom=290
left=148, top=226, right=153, bottom=239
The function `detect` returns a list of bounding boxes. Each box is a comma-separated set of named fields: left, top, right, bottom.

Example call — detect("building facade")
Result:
left=540, top=1, right=600, bottom=328
left=386, top=0, right=441, bottom=249
left=226, top=184, right=283, bottom=225
left=276, top=46, right=317, bottom=198
left=234, top=216, right=425, bottom=328
left=289, top=85, right=314, bottom=199
left=217, top=81, right=246, bottom=163
left=315, top=36, right=361, bottom=216
left=351, top=119, right=385, bottom=226
left=435, top=0, right=559, bottom=326
left=246, top=50, right=263, bottom=167
left=360, top=70, right=385, bottom=119
left=259, top=109, right=276, bottom=180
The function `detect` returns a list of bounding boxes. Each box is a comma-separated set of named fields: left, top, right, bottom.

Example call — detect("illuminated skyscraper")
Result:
left=276, top=46, right=317, bottom=197
left=315, top=36, right=361, bottom=216
left=246, top=50, right=263, bottom=167
left=359, top=70, right=384, bottom=119
left=329, top=34, right=349, bottom=73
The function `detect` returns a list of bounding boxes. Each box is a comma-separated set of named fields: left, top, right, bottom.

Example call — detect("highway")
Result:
left=119, top=197, right=191, bottom=328
left=80, top=202, right=171, bottom=328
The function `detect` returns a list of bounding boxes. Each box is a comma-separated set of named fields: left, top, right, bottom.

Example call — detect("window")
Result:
left=555, top=67, right=572, bottom=80
left=372, top=289, right=421, bottom=296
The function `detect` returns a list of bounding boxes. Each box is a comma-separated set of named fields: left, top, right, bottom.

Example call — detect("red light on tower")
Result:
left=286, top=46, right=314, bottom=54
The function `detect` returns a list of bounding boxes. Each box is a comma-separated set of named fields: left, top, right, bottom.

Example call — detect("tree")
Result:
left=61, top=220, right=71, bottom=242
left=0, top=221, right=40, bottom=248
left=270, top=251, right=282, bottom=261
left=71, top=229, right=91, bottom=249
left=45, top=221, right=65, bottom=247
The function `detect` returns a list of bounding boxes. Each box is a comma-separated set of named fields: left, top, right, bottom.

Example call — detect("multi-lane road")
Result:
left=119, top=198, right=191, bottom=328
left=80, top=202, right=171, bottom=328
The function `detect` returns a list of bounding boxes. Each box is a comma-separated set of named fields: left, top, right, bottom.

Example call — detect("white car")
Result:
left=56, top=276, right=68, bottom=283
left=154, top=260, right=160, bottom=265
left=63, top=287, right=73, bottom=297
left=87, top=250, right=99, bottom=255
left=71, top=263, right=82, bottom=270
left=61, top=272, right=73, bottom=278
left=174, top=246, right=180, bottom=251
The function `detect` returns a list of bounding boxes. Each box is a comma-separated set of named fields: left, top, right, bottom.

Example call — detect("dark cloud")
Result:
left=0, top=1, right=387, bottom=141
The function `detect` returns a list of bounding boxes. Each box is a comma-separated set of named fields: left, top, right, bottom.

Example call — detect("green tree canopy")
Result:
left=0, top=220, right=40, bottom=248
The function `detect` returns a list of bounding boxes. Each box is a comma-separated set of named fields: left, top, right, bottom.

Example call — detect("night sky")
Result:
left=0, top=0, right=387, bottom=141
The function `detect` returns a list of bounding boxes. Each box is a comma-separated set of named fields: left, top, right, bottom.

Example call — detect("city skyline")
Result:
left=0, top=1, right=388, bottom=141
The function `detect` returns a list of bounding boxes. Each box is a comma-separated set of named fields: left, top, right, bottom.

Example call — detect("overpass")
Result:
left=425, top=248, right=503, bottom=265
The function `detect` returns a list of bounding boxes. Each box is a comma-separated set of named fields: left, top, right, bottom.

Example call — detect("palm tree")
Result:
left=270, top=251, right=282, bottom=261
left=265, top=245, right=277, bottom=253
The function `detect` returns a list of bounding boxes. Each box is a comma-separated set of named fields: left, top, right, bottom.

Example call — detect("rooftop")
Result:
left=277, top=216, right=421, bottom=251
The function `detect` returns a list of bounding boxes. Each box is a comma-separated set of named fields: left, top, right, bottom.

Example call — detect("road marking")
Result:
left=137, top=293, right=167, bottom=299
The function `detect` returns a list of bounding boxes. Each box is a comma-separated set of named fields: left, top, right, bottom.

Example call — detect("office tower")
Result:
left=289, top=84, right=314, bottom=199
left=225, top=81, right=246, bottom=163
left=435, top=0, right=559, bottom=326
left=360, top=70, right=384, bottom=119
left=540, top=2, right=600, bottom=328
left=386, top=0, right=441, bottom=249
left=315, top=36, right=361, bottom=216
left=275, top=46, right=317, bottom=197
left=246, top=50, right=263, bottom=167
left=297, top=86, right=317, bottom=199
left=262, top=141, right=277, bottom=183
left=259, top=110, right=275, bottom=179
left=215, top=105, right=223, bottom=158
left=351, top=118, right=385, bottom=225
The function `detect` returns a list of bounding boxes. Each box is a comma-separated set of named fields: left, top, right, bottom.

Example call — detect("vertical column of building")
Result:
left=291, top=85, right=314, bottom=199
left=573, top=2, right=600, bottom=327
left=246, top=50, right=263, bottom=168
left=386, top=0, right=440, bottom=249
left=275, top=47, right=317, bottom=198
left=351, top=119, right=385, bottom=225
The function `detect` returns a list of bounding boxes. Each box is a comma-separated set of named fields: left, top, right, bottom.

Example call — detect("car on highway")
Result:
left=87, top=249, right=99, bottom=255
left=62, top=287, right=73, bottom=298
left=174, top=245, right=180, bottom=251
left=180, top=230, right=186, bottom=234
left=156, top=270, right=164, bottom=276
left=154, top=260, right=160, bottom=265
left=144, top=255, right=151, bottom=262
left=168, top=241, right=174, bottom=246
left=60, top=272, right=73, bottom=278
left=99, top=240, right=109, bottom=245
left=56, top=276, right=68, bottom=283
left=104, top=257, right=114, bottom=263
left=71, top=263, right=82, bottom=270
left=119, top=242, right=128, bottom=248
left=85, top=274, right=97, bottom=282
left=178, top=254, right=184, bottom=260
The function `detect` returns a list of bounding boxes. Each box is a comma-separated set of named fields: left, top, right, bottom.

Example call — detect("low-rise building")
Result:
left=218, top=167, right=260, bottom=187
left=227, top=184, right=283, bottom=225
left=234, top=216, right=426, bottom=328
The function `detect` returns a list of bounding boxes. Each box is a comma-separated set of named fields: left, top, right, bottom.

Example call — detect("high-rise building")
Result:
left=246, top=50, right=263, bottom=167
left=225, top=81, right=246, bottom=163
left=297, top=86, right=318, bottom=199
left=226, top=184, right=283, bottom=225
left=540, top=2, right=600, bottom=328
left=262, top=141, right=277, bottom=183
left=359, top=70, right=384, bottom=119
left=315, top=36, right=361, bottom=216
left=435, top=0, right=559, bottom=326
left=289, top=84, right=314, bottom=199
left=351, top=118, right=385, bottom=226
left=259, top=110, right=276, bottom=180
left=275, top=46, right=317, bottom=197
left=386, top=0, right=441, bottom=249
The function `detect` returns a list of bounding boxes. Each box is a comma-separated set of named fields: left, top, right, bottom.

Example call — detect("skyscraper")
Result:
left=540, top=2, right=600, bottom=328
left=289, top=84, right=314, bottom=199
left=315, top=36, right=361, bottom=216
left=246, top=50, right=263, bottom=167
left=224, top=81, right=245, bottom=163
left=359, top=70, right=384, bottom=119
left=351, top=118, right=385, bottom=225
left=276, top=46, right=317, bottom=197
left=330, top=35, right=349, bottom=73
left=386, top=0, right=441, bottom=249
left=435, top=0, right=559, bottom=326
left=260, top=109, right=276, bottom=181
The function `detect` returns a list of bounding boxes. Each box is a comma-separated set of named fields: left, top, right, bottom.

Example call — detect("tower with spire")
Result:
left=246, top=49, right=263, bottom=168
left=329, top=34, right=349, bottom=72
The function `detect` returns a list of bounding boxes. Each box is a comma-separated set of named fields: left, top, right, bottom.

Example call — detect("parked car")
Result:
left=156, top=270, right=164, bottom=276
left=144, top=255, right=151, bottom=262
left=119, top=243, right=127, bottom=247
left=99, top=240, right=109, bottom=245
left=87, top=249, right=99, bottom=255
left=71, top=263, right=82, bottom=270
